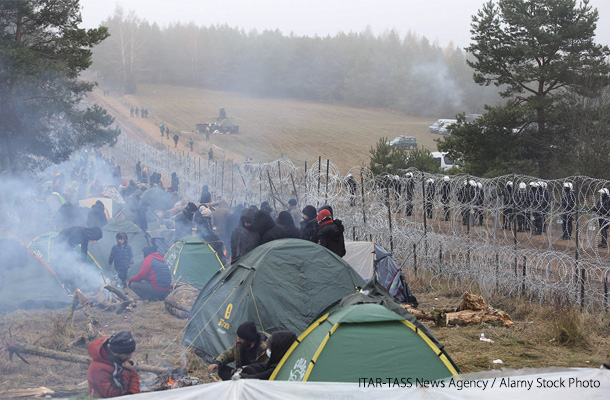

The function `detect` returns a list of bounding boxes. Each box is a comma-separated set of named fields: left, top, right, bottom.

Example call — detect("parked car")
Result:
left=387, top=136, right=417, bottom=150
left=429, top=119, right=457, bottom=135
left=431, top=152, right=456, bottom=171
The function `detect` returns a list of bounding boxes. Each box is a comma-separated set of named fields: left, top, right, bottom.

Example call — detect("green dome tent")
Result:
left=165, top=236, right=224, bottom=288
left=87, top=219, right=151, bottom=274
left=1, top=230, right=70, bottom=311
left=183, top=239, right=365, bottom=360
left=271, top=303, right=459, bottom=382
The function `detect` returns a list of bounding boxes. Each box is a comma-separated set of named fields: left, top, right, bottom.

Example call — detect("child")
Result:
left=108, top=232, right=133, bottom=288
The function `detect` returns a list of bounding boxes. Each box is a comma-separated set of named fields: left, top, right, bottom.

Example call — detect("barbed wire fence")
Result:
left=106, top=134, right=610, bottom=314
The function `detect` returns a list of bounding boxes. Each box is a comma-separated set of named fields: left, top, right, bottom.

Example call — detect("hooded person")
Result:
left=260, top=201, right=276, bottom=220
left=230, top=207, right=261, bottom=262
left=108, top=233, right=133, bottom=288
left=251, top=209, right=286, bottom=245
left=276, top=211, right=300, bottom=239
left=173, top=202, right=198, bottom=242
left=299, top=205, right=318, bottom=243
left=87, top=200, right=108, bottom=228
left=316, top=209, right=346, bottom=257
left=206, top=321, right=270, bottom=381
left=200, top=185, right=212, bottom=204
left=235, top=330, right=297, bottom=380
left=56, top=226, right=103, bottom=263
left=87, top=331, right=140, bottom=398
left=128, top=246, right=171, bottom=301
left=195, top=205, right=227, bottom=265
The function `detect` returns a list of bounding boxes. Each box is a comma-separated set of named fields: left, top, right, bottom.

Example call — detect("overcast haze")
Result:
left=79, top=0, right=610, bottom=48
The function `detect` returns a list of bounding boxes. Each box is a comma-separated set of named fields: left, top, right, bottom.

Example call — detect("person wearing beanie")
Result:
left=128, top=246, right=171, bottom=301
left=230, top=207, right=261, bottom=262
left=316, top=209, right=346, bottom=257
left=299, top=205, right=319, bottom=243
left=173, top=202, right=197, bottom=242
left=87, top=200, right=108, bottom=229
left=236, top=330, right=297, bottom=380
left=108, top=233, right=133, bottom=288
left=276, top=211, right=300, bottom=238
left=206, top=321, right=269, bottom=380
left=87, top=331, right=140, bottom=397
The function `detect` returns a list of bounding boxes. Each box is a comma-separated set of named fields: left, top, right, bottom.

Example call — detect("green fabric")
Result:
left=1, top=231, right=70, bottom=311
left=272, top=303, right=456, bottom=382
left=183, top=239, right=365, bottom=361
left=165, top=236, right=224, bottom=288
left=87, top=219, right=149, bottom=273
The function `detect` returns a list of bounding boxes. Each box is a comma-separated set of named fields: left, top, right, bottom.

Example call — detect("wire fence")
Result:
left=106, top=134, right=610, bottom=313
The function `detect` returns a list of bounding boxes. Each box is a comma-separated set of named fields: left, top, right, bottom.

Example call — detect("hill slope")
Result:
left=91, top=84, right=440, bottom=173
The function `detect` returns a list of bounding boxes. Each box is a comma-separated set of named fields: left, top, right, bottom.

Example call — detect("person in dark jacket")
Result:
left=87, top=200, right=108, bottom=228
left=251, top=209, right=286, bottom=245
left=299, top=205, right=318, bottom=243
left=595, top=188, right=610, bottom=248
left=236, top=330, right=297, bottom=380
left=230, top=207, right=261, bottom=261
left=260, top=201, right=275, bottom=220
left=316, top=209, right=346, bottom=257
left=108, top=233, right=133, bottom=288
left=170, top=172, right=179, bottom=193
left=200, top=185, right=212, bottom=204
left=87, top=331, right=139, bottom=398
left=56, top=226, right=103, bottom=263
left=276, top=211, right=300, bottom=238
left=195, top=205, right=227, bottom=265
left=128, top=246, right=171, bottom=301
left=173, top=202, right=197, bottom=242
left=561, top=182, right=576, bottom=240
left=206, top=321, right=269, bottom=381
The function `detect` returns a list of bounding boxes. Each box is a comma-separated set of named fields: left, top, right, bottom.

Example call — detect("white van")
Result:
left=431, top=152, right=456, bottom=171
left=429, top=119, right=457, bottom=135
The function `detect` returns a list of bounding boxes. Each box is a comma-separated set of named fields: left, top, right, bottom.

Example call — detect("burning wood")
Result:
left=142, top=368, right=201, bottom=392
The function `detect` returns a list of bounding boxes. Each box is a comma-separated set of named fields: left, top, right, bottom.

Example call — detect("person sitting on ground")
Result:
left=206, top=321, right=269, bottom=381
left=234, top=330, right=297, bottom=380
left=299, top=205, right=318, bottom=243
left=276, top=211, right=300, bottom=239
left=128, top=246, right=171, bottom=301
left=251, top=209, right=286, bottom=245
left=87, top=331, right=140, bottom=398
left=316, top=209, right=346, bottom=257
left=108, top=233, right=133, bottom=289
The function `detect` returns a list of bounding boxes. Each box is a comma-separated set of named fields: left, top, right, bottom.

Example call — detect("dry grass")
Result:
left=90, top=84, right=439, bottom=173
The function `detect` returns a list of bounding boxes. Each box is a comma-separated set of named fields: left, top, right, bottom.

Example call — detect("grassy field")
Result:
left=117, top=84, right=440, bottom=173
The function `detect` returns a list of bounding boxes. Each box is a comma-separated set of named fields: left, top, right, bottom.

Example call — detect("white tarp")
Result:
left=344, top=241, right=375, bottom=280
left=126, top=367, right=609, bottom=400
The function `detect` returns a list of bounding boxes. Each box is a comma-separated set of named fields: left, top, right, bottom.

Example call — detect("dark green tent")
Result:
left=87, top=219, right=150, bottom=274
left=165, top=236, right=224, bottom=288
left=183, top=239, right=365, bottom=360
left=270, top=303, right=459, bottom=382
left=1, top=230, right=70, bottom=311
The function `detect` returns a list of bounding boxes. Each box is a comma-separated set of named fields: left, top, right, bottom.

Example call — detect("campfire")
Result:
left=144, top=368, right=200, bottom=391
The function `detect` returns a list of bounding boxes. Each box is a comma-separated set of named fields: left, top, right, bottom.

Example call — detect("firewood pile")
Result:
left=402, top=292, right=513, bottom=328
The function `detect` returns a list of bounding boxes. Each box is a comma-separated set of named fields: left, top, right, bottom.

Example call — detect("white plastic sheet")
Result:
left=126, top=367, right=610, bottom=400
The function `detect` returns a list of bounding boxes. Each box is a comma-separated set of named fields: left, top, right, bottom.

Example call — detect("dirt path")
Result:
left=88, top=87, right=243, bottom=162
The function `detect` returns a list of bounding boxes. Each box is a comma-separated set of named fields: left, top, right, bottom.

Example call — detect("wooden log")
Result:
left=6, top=343, right=169, bottom=374
left=104, top=285, right=133, bottom=303
left=445, top=310, right=487, bottom=326
left=0, top=387, right=54, bottom=399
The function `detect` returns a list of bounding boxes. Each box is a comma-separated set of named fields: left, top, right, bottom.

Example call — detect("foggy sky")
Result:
left=79, top=0, right=610, bottom=48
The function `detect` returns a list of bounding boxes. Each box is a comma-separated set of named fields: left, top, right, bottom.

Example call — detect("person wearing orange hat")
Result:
left=316, top=209, right=346, bottom=257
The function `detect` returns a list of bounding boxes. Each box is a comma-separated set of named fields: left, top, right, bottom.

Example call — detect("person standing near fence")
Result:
left=403, top=172, right=414, bottom=216
left=440, top=176, right=451, bottom=221
left=424, top=178, right=435, bottom=219
left=595, top=188, right=610, bottom=248
left=160, top=124, right=164, bottom=138
left=500, top=181, right=514, bottom=230
left=173, top=134, right=179, bottom=148
left=560, top=182, right=575, bottom=240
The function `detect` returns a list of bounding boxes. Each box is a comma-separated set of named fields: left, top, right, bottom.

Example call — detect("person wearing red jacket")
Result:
left=128, top=246, right=172, bottom=301
left=87, top=331, right=140, bottom=398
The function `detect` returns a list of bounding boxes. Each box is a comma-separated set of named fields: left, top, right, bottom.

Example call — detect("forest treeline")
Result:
left=90, top=8, right=501, bottom=118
